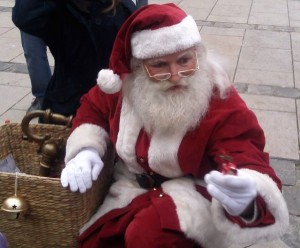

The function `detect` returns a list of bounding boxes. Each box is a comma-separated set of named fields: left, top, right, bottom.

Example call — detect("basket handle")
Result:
left=21, top=109, right=73, bottom=145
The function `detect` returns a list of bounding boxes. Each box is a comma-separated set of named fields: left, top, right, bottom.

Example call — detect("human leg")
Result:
left=21, top=31, right=51, bottom=110
left=79, top=190, right=199, bottom=248
left=125, top=204, right=198, bottom=248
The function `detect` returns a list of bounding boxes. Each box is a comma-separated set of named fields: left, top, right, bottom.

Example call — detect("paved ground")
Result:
left=0, top=0, right=299, bottom=247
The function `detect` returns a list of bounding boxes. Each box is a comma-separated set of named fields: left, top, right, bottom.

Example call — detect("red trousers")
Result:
left=79, top=188, right=200, bottom=248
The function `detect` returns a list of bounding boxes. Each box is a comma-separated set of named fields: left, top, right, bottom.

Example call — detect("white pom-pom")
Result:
left=97, top=69, right=122, bottom=94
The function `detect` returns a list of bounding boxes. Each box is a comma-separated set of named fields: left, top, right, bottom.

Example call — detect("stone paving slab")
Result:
left=0, top=0, right=14, bottom=7
left=282, top=215, right=300, bottom=248
left=200, top=28, right=242, bottom=80
left=0, top=108, right=27, bottom=124
left=295, top=62, right=300, bottom=89
left=240, top=94, right=299, bottom=160
left=291, top=33, right=300, bottom=62
left=296, top=100, right=300, bottom=141
left=0, top=84, right=29, bottom=112
left=0, top=27, right=9, bottom=35
left=240, top=93, right=295, bottom=113
left=235, top=69, right=294, bottom=88
left=283, top=185, right=300, bottom=216
left=229, top=239, right=290, bottom=248
left=243, top=29, right=291, bottom=50
left=0, top=36, right=23, bottom=62
left=270, top=159, right=296, bottom=186
left=208, top=4, right=251, bottom=23
left=240, top=84, right=300, bottom=99
left=0, top=71, right=30, bottom=87
left=255, top=110, right=299, bottom=160
left=0, top=11, right=14, bottom=27
left=238, top=47, right=293, bottom=73
left=249, top=12, right=289, bottom=26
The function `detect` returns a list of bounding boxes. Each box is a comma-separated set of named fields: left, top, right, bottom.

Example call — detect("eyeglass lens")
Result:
left=152, top=69, right=197, bottom=81
left=144, top=52, right=199, bottom=81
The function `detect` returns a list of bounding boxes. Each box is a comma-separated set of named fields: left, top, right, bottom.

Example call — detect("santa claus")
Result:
left=60, top=3, right=289, bottom=248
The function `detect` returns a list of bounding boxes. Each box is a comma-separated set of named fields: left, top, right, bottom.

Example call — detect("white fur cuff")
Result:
left=211, top=169, right=289, bottom=246
left=65, top=124, right=109, bottom=163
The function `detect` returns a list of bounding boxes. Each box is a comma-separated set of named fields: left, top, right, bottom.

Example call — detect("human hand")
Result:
left=204, top=170, right=257, bottom=216
left=61, top=148, right=103, bottom=193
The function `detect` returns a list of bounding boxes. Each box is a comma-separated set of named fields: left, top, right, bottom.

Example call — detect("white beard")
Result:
left=123, top=63, right=214, bottom=135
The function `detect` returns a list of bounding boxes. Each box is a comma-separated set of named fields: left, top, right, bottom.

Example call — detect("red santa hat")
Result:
left=97, top=3, right=201, bottom=94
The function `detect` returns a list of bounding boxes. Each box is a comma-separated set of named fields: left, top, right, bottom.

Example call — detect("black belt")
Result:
left=136, top=172, right=170, bottom=189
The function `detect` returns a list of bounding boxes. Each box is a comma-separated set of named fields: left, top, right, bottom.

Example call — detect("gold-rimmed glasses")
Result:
left=144, top=53, right=199, bottom=81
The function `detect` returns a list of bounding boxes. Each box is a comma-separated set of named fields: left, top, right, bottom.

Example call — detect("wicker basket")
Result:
left=0, top=123, right=114, bottom=248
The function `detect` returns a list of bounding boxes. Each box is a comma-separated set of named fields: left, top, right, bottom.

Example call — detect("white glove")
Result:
left=204, top=170, right=257, bottom=216
left=61, top=148, right=103, bottom=193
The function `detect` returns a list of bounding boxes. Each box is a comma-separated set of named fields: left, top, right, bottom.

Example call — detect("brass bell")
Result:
left=1, top=194, right=29, bottom=219
left=1, top=173, right=30, bottom=219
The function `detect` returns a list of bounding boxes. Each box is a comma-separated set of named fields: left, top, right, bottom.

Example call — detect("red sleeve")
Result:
left=205, top=89, right=281, bottom=227
left=72, top=85, right=120, bottom=133
left=207, top=89, right=282, bottom=188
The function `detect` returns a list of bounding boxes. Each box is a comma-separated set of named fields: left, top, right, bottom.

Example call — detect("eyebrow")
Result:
left=179, top=51, right=195, bottom=58
left=145, top=58, right=166, bottom=64
left=146, top=51, right=194, bottom=64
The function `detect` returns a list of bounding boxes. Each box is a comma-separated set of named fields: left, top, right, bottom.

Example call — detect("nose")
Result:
left=168, top=64, right=181, bottom=84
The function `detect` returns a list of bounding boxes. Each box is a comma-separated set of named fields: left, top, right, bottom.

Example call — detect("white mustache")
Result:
left=158, top=79, right=189, bottom=91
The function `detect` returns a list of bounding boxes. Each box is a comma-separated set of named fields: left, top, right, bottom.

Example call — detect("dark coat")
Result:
left=12, top=0, right=136, bottom=116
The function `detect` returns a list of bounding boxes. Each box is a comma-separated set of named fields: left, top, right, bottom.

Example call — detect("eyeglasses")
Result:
left=144, top=54, right=199, bottom=81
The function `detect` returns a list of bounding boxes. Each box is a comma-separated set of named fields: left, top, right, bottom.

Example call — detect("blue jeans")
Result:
left=21, top=31, right=51, bottom=103
left=136, top=0, right=148, bottom=8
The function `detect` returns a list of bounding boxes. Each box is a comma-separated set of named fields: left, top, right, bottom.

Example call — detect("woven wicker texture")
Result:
left=0, top=123, right=114, bottom=248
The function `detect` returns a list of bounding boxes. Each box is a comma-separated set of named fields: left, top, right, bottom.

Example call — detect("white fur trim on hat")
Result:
left=131, top=15, right=201, bottom=59
left=97, top=69, right=122, bottom=94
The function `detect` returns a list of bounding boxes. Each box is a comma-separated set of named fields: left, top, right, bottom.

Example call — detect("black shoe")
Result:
left=27, top=98, right=42, bottom=113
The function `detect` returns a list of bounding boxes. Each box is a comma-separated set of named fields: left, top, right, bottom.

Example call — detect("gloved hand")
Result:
left=204, top=170, right=257, bottom=216
left=61, top=148, right=103, bottom=193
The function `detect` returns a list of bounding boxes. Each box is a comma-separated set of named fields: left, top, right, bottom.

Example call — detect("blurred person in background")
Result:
left=12, top=0, right=136, bottom=117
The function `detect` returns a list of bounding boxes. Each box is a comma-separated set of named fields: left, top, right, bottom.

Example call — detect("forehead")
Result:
left=144, top=47, right=195, bottom=63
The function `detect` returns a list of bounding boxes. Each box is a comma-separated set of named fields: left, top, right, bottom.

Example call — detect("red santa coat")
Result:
left=66, top=85, right=289, bottom=247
